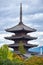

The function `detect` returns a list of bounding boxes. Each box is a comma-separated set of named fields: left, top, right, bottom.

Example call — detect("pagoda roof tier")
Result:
left=8, top=43, right=37, bottom=48
left=5, top=35, right=37, bottom=41
left=5, top=3, right=36, bottom=33
left=5, top=23, right=36, bottom=33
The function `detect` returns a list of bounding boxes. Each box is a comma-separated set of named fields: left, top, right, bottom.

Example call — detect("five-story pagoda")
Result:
left=5, top=3, right=37, bottom=54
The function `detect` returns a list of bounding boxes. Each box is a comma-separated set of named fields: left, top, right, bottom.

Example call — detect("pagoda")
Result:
left=5, top=3, right=37, bottom=54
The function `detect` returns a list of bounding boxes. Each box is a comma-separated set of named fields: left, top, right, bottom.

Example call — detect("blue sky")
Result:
left=0, top=0, right=43, bottom=47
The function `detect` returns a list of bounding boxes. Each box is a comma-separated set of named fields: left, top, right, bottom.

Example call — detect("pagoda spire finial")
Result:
left=19, top=2, right=22, bottom=24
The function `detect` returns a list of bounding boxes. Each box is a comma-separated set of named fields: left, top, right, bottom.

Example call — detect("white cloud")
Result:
left=23, top=13, right=43, bottom=22
left=28, top=32, right=43, bottom=37
left=0, top=33, right=14, bottom=47
left=41, top=39, right=43, bottom=41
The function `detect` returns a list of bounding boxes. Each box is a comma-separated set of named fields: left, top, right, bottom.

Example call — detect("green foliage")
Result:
left=7, top=49, right=13, bottom=60
left=18, top=41, right=26, bottom=54
left=24, top=56, right=43, bottom=65
left=0, top=59, right=3, bottom=65
left=0, top=59, right=13, bottom=65
left=13, top=62, right=24, bottom=65
left=13, top=52, right=24, bottom=63
left=0, top=45, right=8, bottom=59
left=3, top=59, right=13, bottom=65
left=0, top=44, right=43, bottom=65
left=0, top=44, right=13, bottom=60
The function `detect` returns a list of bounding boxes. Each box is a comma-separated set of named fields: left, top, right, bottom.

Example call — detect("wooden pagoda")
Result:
left=5, top=3, right=37, bottom=54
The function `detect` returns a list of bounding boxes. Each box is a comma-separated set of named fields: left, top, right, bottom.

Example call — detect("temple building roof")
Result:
left=5, top=35, right=37, bottom=41
left=5, top=3, right=36, bottom=33
left=8, top=43, right=37, bottom=48
left=5, top=22, right=36, bottom=33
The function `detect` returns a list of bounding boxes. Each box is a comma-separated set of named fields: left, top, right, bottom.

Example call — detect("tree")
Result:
left=7, top=50, right=13, bottom=60
left=0, top=45, right=8, bottom=60
left=3, top=59, right=13, bottom=65
left=18, top=41, right=26, bottom=55
left=0, top=44, right=13, bottom=60
left=24, top=56, right=43, bottom=65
